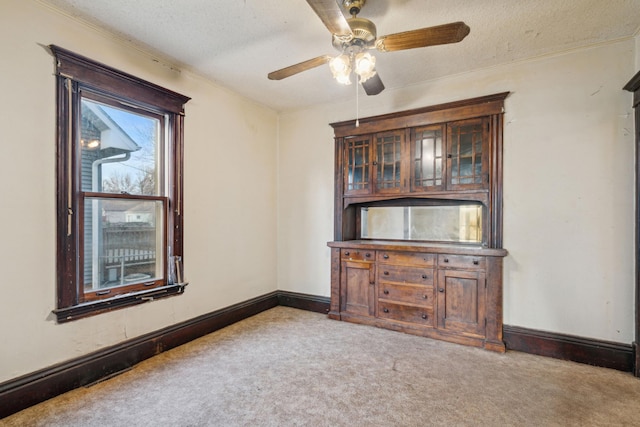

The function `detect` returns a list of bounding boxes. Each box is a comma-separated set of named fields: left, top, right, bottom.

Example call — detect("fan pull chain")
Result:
left=355, top=76, right=360, bottom=128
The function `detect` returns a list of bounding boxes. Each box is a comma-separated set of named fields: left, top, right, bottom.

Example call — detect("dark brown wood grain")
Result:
left=504, top=326, right=634, bottom=372
left=327, top=94, right=508, bottom=351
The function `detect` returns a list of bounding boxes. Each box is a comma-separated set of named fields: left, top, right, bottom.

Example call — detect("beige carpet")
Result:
left=3, top=307, right=640, bottom=427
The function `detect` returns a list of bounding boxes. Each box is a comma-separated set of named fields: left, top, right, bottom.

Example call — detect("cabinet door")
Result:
left=437, top=269, right=486, bottom=337
left=411, top=125, right=445, bottom=192
left=447, top=118, right=489, bottom=190
left=374, top=131, right=404, bottom=194
left=343, top=135, right=372, bottom=195
left=341, top=260, right=376, bottom=317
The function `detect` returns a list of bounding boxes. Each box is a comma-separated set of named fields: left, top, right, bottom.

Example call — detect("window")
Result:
left=51, top=46, right=190, bottom=322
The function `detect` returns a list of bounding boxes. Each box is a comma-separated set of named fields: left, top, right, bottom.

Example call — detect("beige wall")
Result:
left=0, top=0, right=278, bottom=382
left=277, top=39, right=637, bottom=343
left=0, top=0, right=637, bottom=385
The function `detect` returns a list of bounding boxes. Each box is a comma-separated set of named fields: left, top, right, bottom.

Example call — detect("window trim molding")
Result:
left=51, top=45, right=190, bottom=320
left=50, top=45, right=190, bottom=114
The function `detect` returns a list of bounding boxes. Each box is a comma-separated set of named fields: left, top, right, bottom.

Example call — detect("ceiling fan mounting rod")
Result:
left=343, top=0, right=365, bottom=17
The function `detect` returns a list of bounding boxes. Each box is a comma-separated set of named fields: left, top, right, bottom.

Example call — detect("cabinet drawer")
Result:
left=341, top=249, right=375, bottom=262
left=378, top=301, right=434, bottom=326
left=438, top=254, right=484, bottom=269
left=377, top=251, right=435, bottom=267
left=379, top=283, right=434, bottom=306
left=378, top=265, right=434, bottom=285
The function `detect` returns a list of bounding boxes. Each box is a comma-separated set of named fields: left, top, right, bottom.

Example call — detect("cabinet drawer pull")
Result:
left=438, top=288, right=445, bottom=293
left=383, top=254, right=389, bottom=259
left=365, top=253, right=371, bottom=258
left=383, top=289, right=389, bottom=294
left=443, top=258, right=449, bottom=263
left=383, top=271, right=389, bottom=275
left=421, top=274, right=428, bottom=279
left=344, top=251, right=350, bottom=256
left=383, top=308, right=389, bottom=313
left=422, top=314, right=428, bottom=320
left=423, top=294, right=428, bottom=299
left=473, top=260, right=479, bottom=265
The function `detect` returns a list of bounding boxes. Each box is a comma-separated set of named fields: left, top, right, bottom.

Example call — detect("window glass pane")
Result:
left=80, top=98, right=161, bottom=196
left=83, top=197, right=164, bottom=291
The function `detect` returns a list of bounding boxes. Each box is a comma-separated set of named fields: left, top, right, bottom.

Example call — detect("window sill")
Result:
left=53, top=283, right=188, bottom=323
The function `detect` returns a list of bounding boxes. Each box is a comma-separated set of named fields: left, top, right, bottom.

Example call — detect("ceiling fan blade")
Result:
left=268, top=55, right=332, bottom=80
left=306, top=0, right=352, bottom=36
left=375, top=22, right=470, bottom=52
left=362, top=72, right=385, bottom=96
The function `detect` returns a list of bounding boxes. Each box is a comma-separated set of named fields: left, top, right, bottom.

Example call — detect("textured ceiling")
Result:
left=40, top=0, right=640, bottom=112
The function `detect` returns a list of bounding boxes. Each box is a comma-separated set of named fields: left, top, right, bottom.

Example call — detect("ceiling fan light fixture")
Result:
left=330, top=54, right=352, bottom=85
left=354, top=52, right=376, bottom=82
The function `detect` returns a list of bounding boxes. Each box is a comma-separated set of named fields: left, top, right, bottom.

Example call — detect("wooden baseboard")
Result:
left=503, top=325, right=635, bottom=373
left=0, top=291, right=280, bottom=419
left=277, top=291, right=330, bottom=313
left=1, top=293, right=634, bottom=419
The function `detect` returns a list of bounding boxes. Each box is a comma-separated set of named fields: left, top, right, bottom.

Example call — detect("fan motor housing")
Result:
left=332, top=17, right=377, bottom=53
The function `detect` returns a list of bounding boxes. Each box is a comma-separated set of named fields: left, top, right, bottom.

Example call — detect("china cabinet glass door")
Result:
left=447, top=118, right=488, bottom=190
left=412, top=125, right=444, bottom=191
left=375, top=131, right=403, bottom=193
left=344, top=135, right=371, bottom=194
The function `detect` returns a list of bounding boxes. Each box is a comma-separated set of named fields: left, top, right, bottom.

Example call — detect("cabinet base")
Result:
left=332, top=312, right=505, bottom=353
left=327, top=311, right=341, bottom=321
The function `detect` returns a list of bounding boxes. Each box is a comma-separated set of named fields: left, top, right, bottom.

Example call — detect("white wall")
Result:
left=0, top=0, right=278, bottom=382
left=277, top=39, right=637, bottom=343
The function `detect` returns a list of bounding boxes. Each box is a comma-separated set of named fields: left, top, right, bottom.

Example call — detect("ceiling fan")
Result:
left=267, top=0, right=470, bottom=96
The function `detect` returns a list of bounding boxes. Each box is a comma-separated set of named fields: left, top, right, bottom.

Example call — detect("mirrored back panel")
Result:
left=360, top=203, right=483, bottom=244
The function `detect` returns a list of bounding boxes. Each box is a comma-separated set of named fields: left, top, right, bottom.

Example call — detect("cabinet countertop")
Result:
left=327, top=240, right=507, bottom=257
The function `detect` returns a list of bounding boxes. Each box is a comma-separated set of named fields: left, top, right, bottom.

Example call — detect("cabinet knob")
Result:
left=421, top=274, right=428, bottom=279
left=383, top=271, right=389, bottom=275
left=439, top=288, right=445, bottom=293
left=443, top=258, right=449, bottom=263
left=344, top=251, right=350, bottom=256
left=365, top=253, right=371, bottom=258
left=473, top=260, right=479, bottom=265
left=422, top=314, right=428, bottom=320
left=383, top=254, right=389, bottom=259
left=383, top=308, right=389, bottom=313
left=423, top=295, right=428, bottom=299
left=447, top=154, right=452, bottom=158
left=383, top=289, right=389, bottom=294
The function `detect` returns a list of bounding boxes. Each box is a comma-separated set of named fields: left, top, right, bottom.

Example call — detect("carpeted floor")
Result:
left=3, top=306, right=640, bottom=426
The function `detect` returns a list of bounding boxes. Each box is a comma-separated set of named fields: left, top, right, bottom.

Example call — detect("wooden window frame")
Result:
left=51, top=45, right=190, bottom=322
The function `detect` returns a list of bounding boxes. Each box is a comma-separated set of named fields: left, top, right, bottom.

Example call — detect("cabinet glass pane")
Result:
left=376, top=134, right=402, bottom=190
left=346, top=137, right=370, bottom=191
left=449, top=122, right=483, bottom=186
left=414, top=128, right=443, bottom=188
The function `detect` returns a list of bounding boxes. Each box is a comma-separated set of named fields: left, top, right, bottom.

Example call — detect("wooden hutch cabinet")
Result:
left=328, top=93, right=509, bottom=352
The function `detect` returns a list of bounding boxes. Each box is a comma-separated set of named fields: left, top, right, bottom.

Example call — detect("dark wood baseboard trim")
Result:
left=2, top=294, right=634, bottom=419
left=503, top=325, right=635, bottom=373
left=0, top=291, right=280, bottom=419
left=277, top=291, right=330, bottom=314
